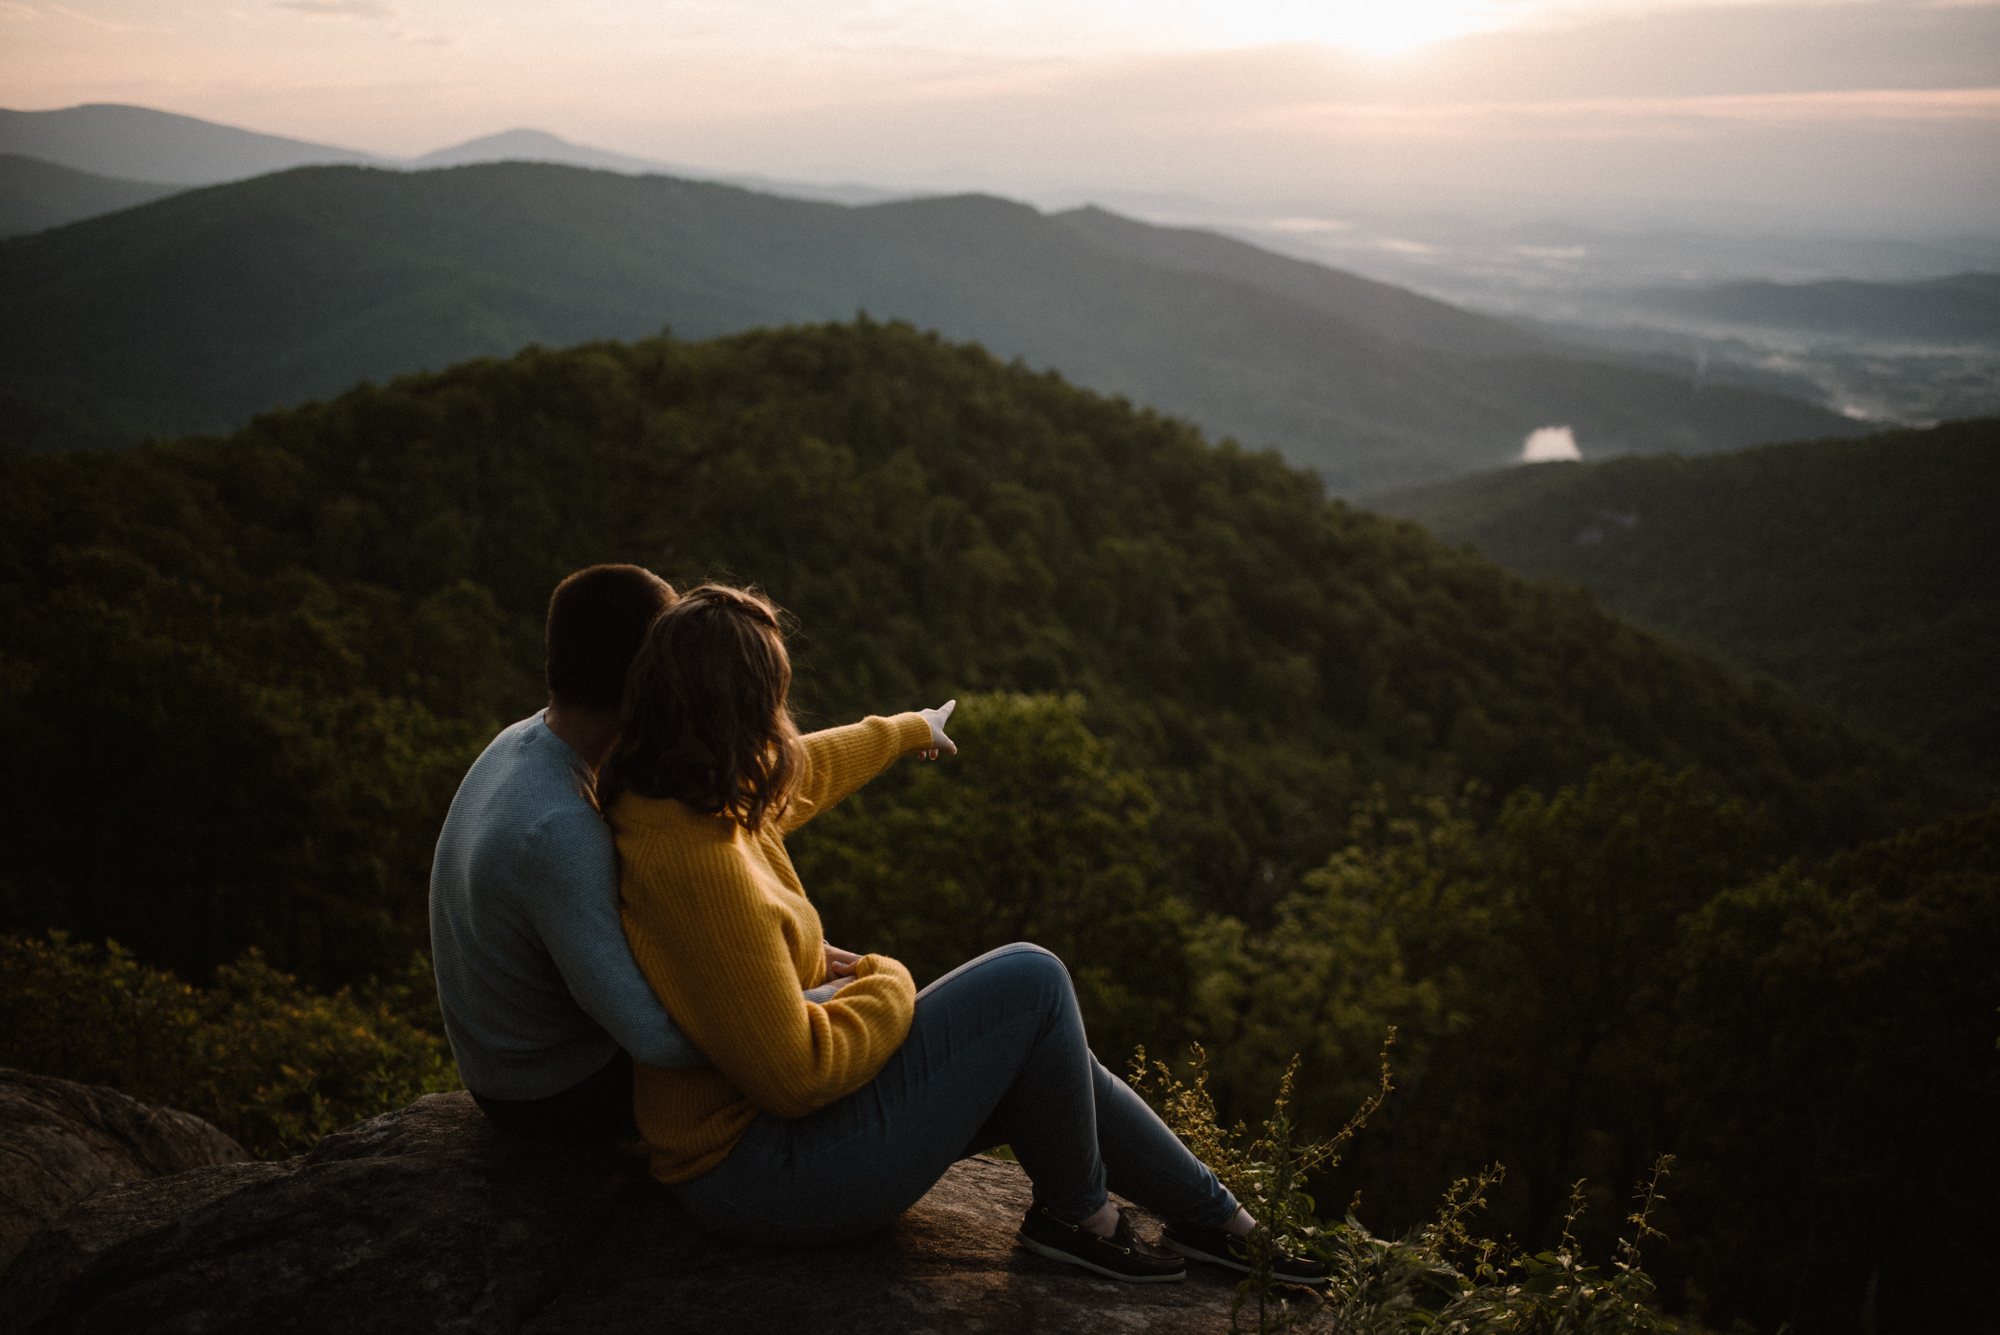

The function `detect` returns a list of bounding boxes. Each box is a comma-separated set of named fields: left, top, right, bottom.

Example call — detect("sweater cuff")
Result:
left=852, top=953, right=914, bottom=987
left=891, top=711, right=935, bottom=755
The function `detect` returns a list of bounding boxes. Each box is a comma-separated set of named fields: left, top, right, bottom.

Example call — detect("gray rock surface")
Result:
left=0, top=1068, right=249, bottom=1268
left=2, top=1087, right=1245, bottom=1333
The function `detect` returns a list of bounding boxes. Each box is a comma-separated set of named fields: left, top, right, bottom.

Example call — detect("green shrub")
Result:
left=1135, top=1042, right=1676, bottom=1334
left=0, top=932, right=458, bottom=1158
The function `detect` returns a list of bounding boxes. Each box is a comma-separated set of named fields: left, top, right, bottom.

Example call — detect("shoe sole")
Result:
left=1162, top=1238, right=1329, bottom=1287
left=1017, top=1232, right=1188, bottom=1283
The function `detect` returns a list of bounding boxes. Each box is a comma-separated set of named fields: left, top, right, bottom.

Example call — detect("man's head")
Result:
left=545, top=565, right=677, bottom=711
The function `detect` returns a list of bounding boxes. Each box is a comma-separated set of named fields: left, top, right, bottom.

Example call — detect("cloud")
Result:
left=273, top=0, right=395, bottom=17
left=12, top=0, right=1993, bottom=234
left=1268, top=216, right=1353, bottom=233
left=1521, top=426, right=1582, bottom=462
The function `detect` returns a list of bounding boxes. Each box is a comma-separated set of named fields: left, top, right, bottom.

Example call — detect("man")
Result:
left=429, top=563, right=704, bottom=1144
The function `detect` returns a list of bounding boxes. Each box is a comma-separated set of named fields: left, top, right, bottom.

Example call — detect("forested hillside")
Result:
left=0, top=161, right=1861, bottom=489
left=0, top=317, right=1913, bottom=979
left=0, top=321, right=1987, bottom=1332
left=1371, top=419, right=2000, bottom=782
left=0, top=153, right=180, bottom=238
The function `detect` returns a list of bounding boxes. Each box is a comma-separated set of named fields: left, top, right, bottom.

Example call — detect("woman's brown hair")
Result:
left=595, top=584, right=805, bottom=833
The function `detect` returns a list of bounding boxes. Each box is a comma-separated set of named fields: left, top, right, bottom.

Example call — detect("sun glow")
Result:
left=1190, top=0, right=1523, bottom=56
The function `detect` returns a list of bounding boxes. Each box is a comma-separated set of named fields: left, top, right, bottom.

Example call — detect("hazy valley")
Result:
left=7, top=103, right=1994, bottom=485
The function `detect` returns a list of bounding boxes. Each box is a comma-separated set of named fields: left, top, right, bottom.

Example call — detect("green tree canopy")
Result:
left=0, top=320, right=1920, bottom=987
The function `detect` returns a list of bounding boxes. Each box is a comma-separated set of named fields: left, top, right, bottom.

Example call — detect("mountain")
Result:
left=0, top=161, right=1864, bottom=491
left=408, top=127, right=674, bottom=174
left=0, top=104, right=383, bottom=185
left=406, top=127, right=902, bottom=205
left=0, top=154, right=182, bottom=238
left=0, top=105, right=901, bottom=221
left=1368, top=418, right=2000, bottom=781
left=1627, top=272, right=2000, bottom=345
left=1055, top=206, right=1553, bottom=359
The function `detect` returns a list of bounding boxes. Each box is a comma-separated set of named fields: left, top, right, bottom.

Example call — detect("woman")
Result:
left=599, top=583, right=1323, bottom=1284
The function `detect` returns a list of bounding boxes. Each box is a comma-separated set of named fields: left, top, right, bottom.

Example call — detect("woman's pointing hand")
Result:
left=917, top=699, right=957, bottom=760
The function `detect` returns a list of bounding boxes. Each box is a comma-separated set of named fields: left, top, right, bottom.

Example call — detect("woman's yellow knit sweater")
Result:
left=611, top=712, right=932, bottom=1185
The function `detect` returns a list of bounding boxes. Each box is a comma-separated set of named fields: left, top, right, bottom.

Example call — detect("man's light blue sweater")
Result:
left=429, top=712, right=705, bottom=1100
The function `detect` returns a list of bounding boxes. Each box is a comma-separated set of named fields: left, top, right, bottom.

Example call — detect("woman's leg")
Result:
left=671, top=943, right=1109, bottom=1247
left=963, top=1052, right=1240, bottom=1230
left=1091, top=1056, right=1241, bottom=1231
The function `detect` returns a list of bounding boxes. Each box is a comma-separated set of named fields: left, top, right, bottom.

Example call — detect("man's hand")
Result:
left=916, top=699, right=957, bottom=760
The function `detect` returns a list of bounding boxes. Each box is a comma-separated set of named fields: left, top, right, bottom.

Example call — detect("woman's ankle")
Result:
left=1074, top=1200, right=1121, bottom=1238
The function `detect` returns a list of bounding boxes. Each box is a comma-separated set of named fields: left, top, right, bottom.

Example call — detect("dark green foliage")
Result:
left=0, top=459, right=489, bottom=985
left=793, top=692, right=1186, bottom=1063
left=0, top=321, right=1906, bottom=995
left=1188, top=762, right=1999, bottom=1334
left=0, top=933, right=458, bottom=1158
left=0, top=162, right=1861, bottom=488
left=1668, top=810, right=2000, bottom=1330
left=1192, top=762, right=1769, bottom=1237
left=1370, top=419, right=2000, bottom=783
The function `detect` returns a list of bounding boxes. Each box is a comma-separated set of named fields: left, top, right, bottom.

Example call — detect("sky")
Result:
left=4, top=0, right=1998, bottom=234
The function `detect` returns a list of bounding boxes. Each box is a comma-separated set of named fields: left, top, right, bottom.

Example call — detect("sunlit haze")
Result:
left=4, top=0, right=1998, bottom=234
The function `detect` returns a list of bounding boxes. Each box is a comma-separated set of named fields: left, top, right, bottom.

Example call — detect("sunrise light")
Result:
left=1180, top=0, right=1521, bottom=56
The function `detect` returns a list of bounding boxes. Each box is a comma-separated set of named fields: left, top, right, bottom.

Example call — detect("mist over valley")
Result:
left=6, top=102, right=1990, bottom=453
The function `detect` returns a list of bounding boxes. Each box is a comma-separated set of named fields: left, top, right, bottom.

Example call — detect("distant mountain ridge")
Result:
left=1628, top=273, right=2000, bottom=345
left=0, top=104, right=384, bottom=185
left=0, top=160, right=1863, bottom=492
left=0, top=104, right=903, bottom=205
left=408, top=128, right=670, bottom=175
left=0, top=154, right=182, bottom=238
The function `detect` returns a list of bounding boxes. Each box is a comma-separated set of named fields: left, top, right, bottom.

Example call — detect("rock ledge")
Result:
left=1, top=1081, right=1241, bottom=1333
left=0, top=1068, right=248, bottom=1269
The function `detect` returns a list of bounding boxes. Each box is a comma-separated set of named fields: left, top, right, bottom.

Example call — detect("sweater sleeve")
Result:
left=516, top=806, right=711, bottom=1071
left=779, top=713, right=934, bottom=835
left=619, top=817, right=916, bottom=1119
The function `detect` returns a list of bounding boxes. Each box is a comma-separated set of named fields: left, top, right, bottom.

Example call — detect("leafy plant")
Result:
left=1136, top=1041, right=1678, bottom=1333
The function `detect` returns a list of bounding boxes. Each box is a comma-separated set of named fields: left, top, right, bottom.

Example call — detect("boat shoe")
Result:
left=1161, top=1222, right=1331, bottom=1286
left=1017, top=1205, right=1189, bottom=1283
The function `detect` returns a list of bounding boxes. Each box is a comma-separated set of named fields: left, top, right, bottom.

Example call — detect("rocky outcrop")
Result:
left=1, top=1084, right=1244, bottom=1333
left=0, top=1068, right=249, bottom=1268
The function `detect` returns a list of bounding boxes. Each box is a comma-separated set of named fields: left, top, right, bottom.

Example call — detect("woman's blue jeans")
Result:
left=671, top=943, right=1239, bottom=1247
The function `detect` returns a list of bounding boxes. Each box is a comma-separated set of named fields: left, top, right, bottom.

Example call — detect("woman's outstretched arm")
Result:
left=777, top=707, right=950, bottom=834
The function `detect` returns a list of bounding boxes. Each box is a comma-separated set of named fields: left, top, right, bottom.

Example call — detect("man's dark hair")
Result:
left=545, top=565, right=677, bottom=709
